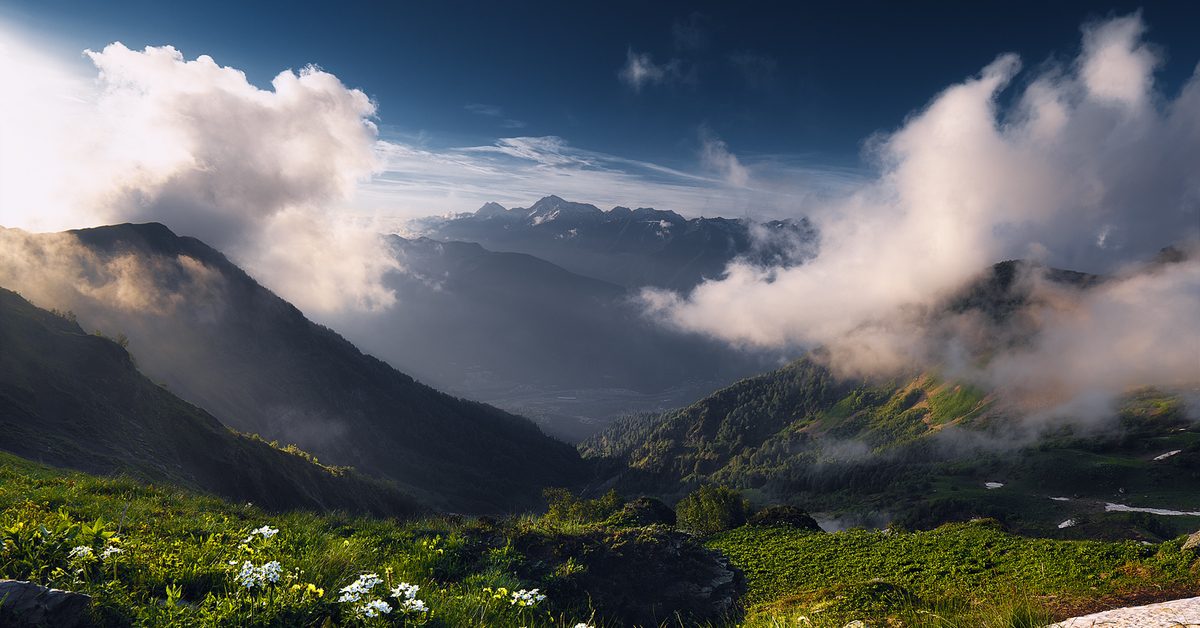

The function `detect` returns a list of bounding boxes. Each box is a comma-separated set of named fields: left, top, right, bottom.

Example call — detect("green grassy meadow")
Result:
left=709, top=522, right=1199, bottom=626
left=2, top=450, right=1198, bottom=627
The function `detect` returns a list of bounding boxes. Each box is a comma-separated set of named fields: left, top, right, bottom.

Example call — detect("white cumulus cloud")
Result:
left=1, top=40, right=397, bottom=314
left=641, top=14, right=1200, bottom=408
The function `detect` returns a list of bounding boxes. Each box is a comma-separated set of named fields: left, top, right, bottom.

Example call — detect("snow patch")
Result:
left=1105, top=503, right=1200, bottom=516
left=1153, top=450, right=1182, bottom=461
left=984, top=482, right=1004, bottom=490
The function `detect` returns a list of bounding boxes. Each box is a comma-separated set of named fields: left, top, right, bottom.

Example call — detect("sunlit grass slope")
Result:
left=710, top=521, right=1200, bottom=627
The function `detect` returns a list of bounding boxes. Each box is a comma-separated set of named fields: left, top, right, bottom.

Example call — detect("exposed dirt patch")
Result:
left=1046, top=583, right=1200, bottom=621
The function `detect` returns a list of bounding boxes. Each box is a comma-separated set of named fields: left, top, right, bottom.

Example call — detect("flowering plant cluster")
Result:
left=392, top=582, right=428, bottom=613
left=510, top=588, right=546, bottom=607
left=338, top=573, right=383, bottom=603
left=338, top=572, right=429, bottom=620
left=233, top=559, right=283, bottom=590
left=68, top=542, right=123, bottom=563
left=240, top=525, right=279, bottom=550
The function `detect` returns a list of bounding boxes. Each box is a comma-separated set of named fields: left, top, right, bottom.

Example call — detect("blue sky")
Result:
left=3, top=0, right=1199, bottom=225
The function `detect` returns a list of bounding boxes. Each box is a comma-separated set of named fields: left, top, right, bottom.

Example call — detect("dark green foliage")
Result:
left=746, top=505, right=820, bottom=531
left=676, top=486, right=751, bottom=536
left=580, top=354, right=848, bottom=497
left=603, top=497, right=677, bottom=528
left=542, top=488, right=625, bottom=524
left=579, top=284, right=1196, bottom=536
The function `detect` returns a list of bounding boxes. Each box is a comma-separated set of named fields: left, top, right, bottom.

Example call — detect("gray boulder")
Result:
left=1183, top=530, right=1200, bottom=551
left=0, top=580, right=91, bottom=628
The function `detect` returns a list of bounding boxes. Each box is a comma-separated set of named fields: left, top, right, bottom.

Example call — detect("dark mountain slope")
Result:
left=4, top=223, right=589, bottom=512
left=0, top=287, right=423, bottom=517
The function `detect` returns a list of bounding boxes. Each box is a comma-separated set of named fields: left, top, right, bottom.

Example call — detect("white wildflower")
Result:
left=236, top=561, right=259, bottom=589
left=68, top=546, right=93, bottom=559
left=361, top=599, right=391, bottom=617
left=402, top=598, right=428, bottom=613
left=573, top=624, right=594, bottom=628
left=100, top=546, right=123, bottom=559
left=511, top=588, right=546, bottom=607
left=251, top=525, right=279, bottom=539
left=338, top=573, right=382, bottom=602
left=260, top=560, right=282, bottom=583
left=234, top=560, right=284, bottom=589
left=391, top=582, right=419, bottom=600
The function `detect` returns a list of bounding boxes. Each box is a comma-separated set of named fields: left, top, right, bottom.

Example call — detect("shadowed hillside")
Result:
left=0, top=287, right=424, bottom=517
left=1, top=223, right=590, bottom=513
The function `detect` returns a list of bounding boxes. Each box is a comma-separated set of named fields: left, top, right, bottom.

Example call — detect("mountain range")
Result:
left=407, top=195, right=819, bottom=292
left=0, top=204, right=1194, bottom=538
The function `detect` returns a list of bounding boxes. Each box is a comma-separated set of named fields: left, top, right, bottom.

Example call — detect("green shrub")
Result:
left=676, top=485, right=750, bottom=536
left=747, top=505, right=820, bottom=531
left=603, top=496, right=677, bottom=528
left=542, top=488, right=625, bottom=525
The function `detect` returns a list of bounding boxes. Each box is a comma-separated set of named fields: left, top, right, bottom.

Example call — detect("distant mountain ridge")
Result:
left=408, top=195, right=818, bottom=291
left=0, top=223, right=589, bottom=513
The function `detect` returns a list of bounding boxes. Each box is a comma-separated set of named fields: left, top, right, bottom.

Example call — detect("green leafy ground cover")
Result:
left=708, top=521, right=1200, bottom=626
left=3, top=450, right=1198, bottom=627
left=0, top=453, right=593, bottom=627
left=0, top=453, right=743, bottom=627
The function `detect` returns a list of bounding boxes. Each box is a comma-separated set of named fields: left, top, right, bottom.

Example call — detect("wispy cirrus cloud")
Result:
left=464, top=103, right=502, bottom=117
left=357, top=133, right=866, bottom=232
left=698, top=126, right=750, bottom=187
left=618, top=49, right=684, bottom=93
left=464, top=102, right=526, bottom=129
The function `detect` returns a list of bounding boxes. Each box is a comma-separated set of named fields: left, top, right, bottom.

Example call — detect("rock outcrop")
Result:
left=514, top=526, right=745, bottom=627
left=0, top=580, right=91, bottom=628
